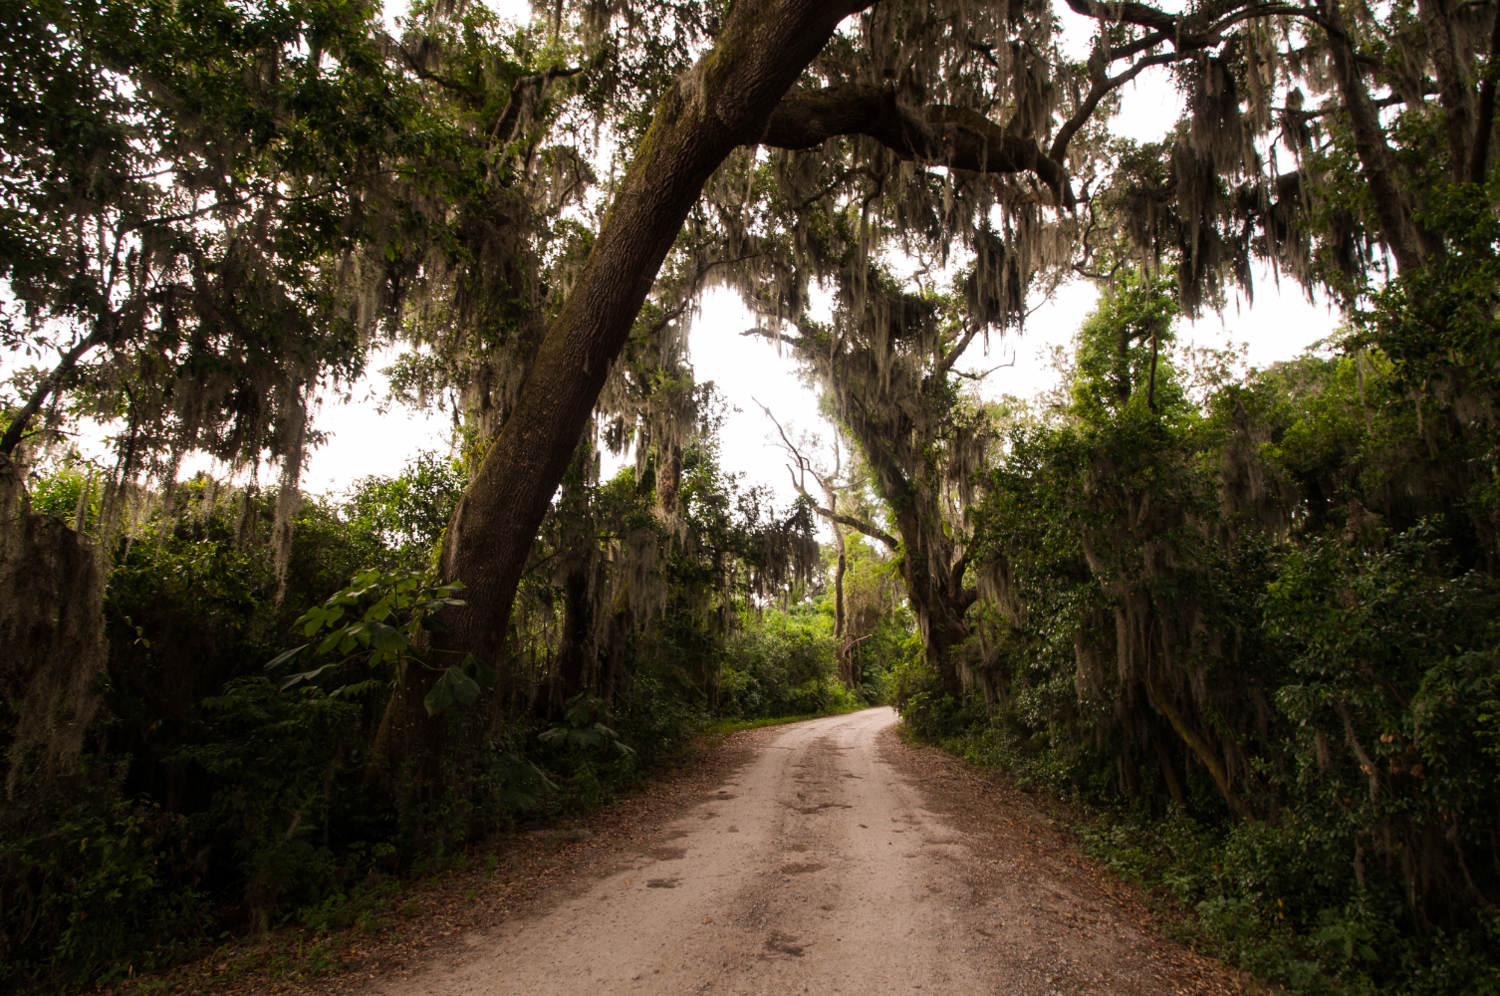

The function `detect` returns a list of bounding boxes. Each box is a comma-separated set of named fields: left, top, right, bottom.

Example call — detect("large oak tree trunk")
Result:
left=377, top=0, right=873, bottom=777
left=858, top=436, right=972, bottom=701
left=894, top=512, right=970, bottom=700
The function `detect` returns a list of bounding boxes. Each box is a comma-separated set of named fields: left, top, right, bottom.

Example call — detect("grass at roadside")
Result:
left=700, top=702, right=870, bottom=738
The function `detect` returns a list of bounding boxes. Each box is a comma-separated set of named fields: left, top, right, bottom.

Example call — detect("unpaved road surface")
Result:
left=371, top=708, right=1251, bottom=996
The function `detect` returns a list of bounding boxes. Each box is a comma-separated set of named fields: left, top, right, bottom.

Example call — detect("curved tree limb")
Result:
left=1065, top=0, right=1317, bottom=49
left=1068, top=0, right=1441, bottom=268
left=1143, top=659, right=1257, bottom=821
left=935, top=325, right=982, bottom=377
left=488, top=63, right=586, bottom=143
left=759, top=84, right=1074, bottom=206
left=0, top=330, right=108, bottom=457
left=1049, top=51, right=1187, bottom=164
left=752, top=396, right=900, bottom=551
left=819, top=508, right=898, bottom=550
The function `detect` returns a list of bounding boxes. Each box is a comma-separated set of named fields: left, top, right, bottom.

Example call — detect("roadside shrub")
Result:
left=717, top=606, right=842, bottom=719
left=0, top=794, right=208, bottom=990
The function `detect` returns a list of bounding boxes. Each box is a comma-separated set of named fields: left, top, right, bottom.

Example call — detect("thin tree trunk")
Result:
left=823, top=480, right=851, bottom=686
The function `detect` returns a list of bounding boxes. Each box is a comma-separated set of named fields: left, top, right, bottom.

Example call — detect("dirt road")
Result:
left=374, top=708, right=1250, bottom=996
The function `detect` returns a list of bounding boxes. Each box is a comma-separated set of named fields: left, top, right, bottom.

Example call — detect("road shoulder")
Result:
left=878, top=728, right=1264, bottom=995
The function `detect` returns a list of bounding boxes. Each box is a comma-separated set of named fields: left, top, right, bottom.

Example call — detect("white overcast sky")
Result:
left=296, top=0, right=1340, bottom=502
left=13, top=1, right=1328, bottom=500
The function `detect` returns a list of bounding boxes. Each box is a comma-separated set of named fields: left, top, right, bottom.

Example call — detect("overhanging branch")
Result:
left=759, top=84, right=1073, bottom=207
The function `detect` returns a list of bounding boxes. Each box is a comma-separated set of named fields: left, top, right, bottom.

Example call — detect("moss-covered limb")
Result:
left=1318, top=0, right=1438, bottom=271
left=0, top=331, right=108, bottom=457
left=821, top=509, right=897, bottom=550
left=1047, top=50, right=1185, bottom=166
left=758, top=84, right=1071, bottom=203
left=1065, top=0, right=1455, bottom=273
left=1142, top=661, right=1255, bottom=822
left=1061, top=0, right=1301, bottom=52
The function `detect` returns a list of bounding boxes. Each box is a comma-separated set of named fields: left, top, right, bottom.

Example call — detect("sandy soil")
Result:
left=361, top=708, right=1256, bottom=996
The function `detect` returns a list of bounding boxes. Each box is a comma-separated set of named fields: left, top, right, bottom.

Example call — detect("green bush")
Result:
left=0, top=796, right=207, bottom=989
left=904, top=252, right=1500, bottom=992
left=717, top=605, right=842, bottom=719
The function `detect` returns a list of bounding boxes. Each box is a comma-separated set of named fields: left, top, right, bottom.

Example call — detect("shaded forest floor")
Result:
left=101, top=712, right=1263, bottom=996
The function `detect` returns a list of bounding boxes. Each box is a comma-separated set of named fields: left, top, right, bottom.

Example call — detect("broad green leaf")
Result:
left=266, top=644, right=309, bottom=669
left=462, top=653, right=496, bottom=688
left=368, top=622, right=405, bottom=653
left=278, top=661, right=339, bottom=690
left=423, top=666, right=482, bottom=715
left=423, top=685, right=452, bottom=716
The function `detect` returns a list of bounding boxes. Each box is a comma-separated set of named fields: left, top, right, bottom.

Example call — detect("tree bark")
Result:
left=855, top=432, right=970, bottom=700
left=826, top=488, right=850, bottom=686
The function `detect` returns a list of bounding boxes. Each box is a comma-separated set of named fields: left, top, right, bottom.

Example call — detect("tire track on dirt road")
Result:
left=374, top=708, right=1253, bottom=996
